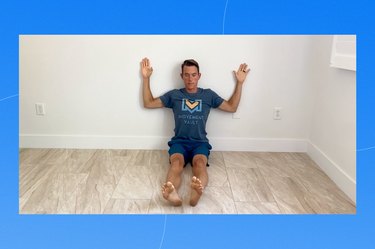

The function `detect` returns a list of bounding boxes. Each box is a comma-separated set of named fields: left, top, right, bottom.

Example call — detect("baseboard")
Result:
left=307, top=141, right=356, bottom=203
left=19, top=134, right=308, bottom=152
left=19, top=134, right=171, bottom=150
left=210, top=137, right=308, bottom=152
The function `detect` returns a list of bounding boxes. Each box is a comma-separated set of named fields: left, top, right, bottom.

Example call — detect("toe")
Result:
left=166, top=182, right=174, bottom=190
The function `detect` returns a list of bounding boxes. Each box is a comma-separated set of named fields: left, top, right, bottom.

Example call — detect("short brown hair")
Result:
left=181, top=59, right=200, bottom=73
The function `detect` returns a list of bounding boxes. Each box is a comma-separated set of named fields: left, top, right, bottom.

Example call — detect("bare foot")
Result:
left=162, top=181, right=182, bottom=206
left=190, top=176, right=204, bottom=206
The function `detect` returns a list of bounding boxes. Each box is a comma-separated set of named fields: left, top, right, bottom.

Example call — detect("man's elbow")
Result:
left=219, top=101, right=238, bottom=113
left=224, top=106, right=237, bottom=113
left=227, top=103, right=238, bottom=113
left=230, top=107, right=238, bottom=113
left=143, top=101, right=153, bottom=109
left=143, top=99, right=151, bottom=108
left=144, top=99, right=162, bottom=109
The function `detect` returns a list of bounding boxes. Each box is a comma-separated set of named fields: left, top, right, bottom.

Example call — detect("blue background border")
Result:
left=1, top=0, right=374, bottom=248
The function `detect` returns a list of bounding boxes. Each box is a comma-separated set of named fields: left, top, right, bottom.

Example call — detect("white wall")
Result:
left=308, top=36, right=356, bottom=202
left=19, top=35, right=315, bottom=151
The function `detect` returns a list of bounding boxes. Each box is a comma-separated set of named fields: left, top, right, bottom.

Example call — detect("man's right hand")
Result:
left=141, top=58, right=153, bottom=78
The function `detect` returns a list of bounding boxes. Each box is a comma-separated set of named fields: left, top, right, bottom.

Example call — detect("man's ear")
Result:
left=198, top=73, right=202, bottom=79
left=180, top=73, right=183, bottom=79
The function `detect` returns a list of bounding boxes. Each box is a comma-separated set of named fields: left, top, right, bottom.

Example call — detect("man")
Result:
left=141, top=58, right=250, bottom=206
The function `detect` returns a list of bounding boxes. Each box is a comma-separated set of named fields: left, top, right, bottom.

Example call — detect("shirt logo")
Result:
left=182, top=99, right=202, bottom=113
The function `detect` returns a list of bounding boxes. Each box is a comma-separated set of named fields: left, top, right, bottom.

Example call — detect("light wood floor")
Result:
left=19, top=149, right=356, bottom=214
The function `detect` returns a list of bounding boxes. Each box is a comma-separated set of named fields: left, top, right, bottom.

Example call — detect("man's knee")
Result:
left=170, top=153, right=184, bottom=170
left=193, top=155, right=207, bottom=169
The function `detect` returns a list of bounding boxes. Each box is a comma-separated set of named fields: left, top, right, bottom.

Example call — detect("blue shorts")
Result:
left=168, top=140, right=212, bottom=167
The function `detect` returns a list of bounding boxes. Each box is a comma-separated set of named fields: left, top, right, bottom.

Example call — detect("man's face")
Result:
left=181, top=66, right=201, bottom=92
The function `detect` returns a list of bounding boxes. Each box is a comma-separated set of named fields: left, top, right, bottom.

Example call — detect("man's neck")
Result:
left=185, top=87, right=198, bottom=93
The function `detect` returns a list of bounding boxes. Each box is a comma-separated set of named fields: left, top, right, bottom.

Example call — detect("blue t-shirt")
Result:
left=160, top=88, right=224, bottom=143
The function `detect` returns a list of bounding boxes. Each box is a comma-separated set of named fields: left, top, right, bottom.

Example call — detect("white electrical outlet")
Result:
left=273, top=107, right=282, bottom=120
left=35, top=103, right=46, bottom=116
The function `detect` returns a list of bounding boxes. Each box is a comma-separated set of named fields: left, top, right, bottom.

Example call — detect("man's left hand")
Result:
left=233, top=63, right=250, bottom=84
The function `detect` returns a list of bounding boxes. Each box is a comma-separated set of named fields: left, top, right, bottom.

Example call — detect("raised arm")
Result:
left=141, top=58, right=163, bottom=109
left=219, top=63, right=250, bottom=113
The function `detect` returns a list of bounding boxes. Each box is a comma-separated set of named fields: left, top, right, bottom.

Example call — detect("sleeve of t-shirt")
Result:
left=208, top=89, right=224, bottom=108
left=159, top=89, right=175, bottom=108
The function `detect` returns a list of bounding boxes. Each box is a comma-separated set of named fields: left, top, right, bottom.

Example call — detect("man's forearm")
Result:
left=227, top=82, right=243, bottom=112
left=142, top=77, right=154, bottom=107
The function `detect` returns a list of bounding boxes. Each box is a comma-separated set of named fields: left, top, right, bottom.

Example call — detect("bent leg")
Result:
left=190, top=154, right=208, bottom=206
left=162, top=153, right=184, bottom=206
